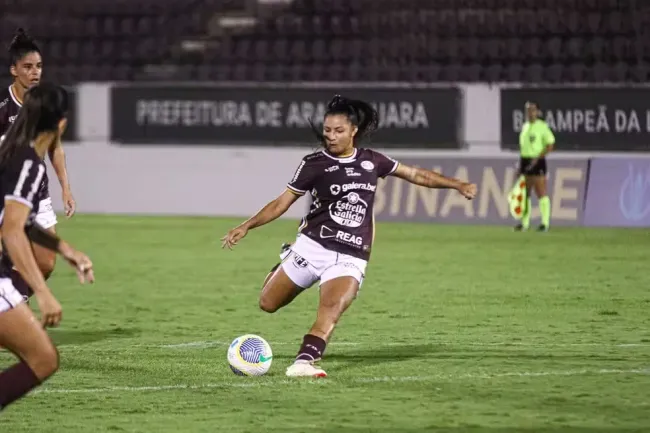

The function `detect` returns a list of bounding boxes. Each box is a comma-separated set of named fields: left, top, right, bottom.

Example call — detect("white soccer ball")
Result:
left=227, top=334, right=273, bottom=376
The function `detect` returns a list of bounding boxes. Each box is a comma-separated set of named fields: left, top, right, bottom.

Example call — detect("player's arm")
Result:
left=48, top=137, right=71, bottom=192
left=392, top=163, right=461, bottom=189
left=222, top=157, right=315, bottom=249
left=539, top=124, right=556, bottom=157
left=222, top=190, right=300, bottom=249
left=3, top=201, right=51, bottom=294
left=238, top=189, right=300, bottom=231
left=239, top=155, right=316, bottom=231
left=391, top=163, right=477, bottom=199
left=4, top=202, right=93, bottom=283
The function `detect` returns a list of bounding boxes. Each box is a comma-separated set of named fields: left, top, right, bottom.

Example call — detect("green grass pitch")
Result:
left=1, top=215, right=649, bottom=432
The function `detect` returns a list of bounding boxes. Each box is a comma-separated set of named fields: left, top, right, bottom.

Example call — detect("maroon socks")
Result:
left=295, top=334, right=327, bottom=362
left=0, top=360, right=41, bottom=411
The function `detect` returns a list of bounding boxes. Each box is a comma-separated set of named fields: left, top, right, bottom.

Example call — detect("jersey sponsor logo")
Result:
left=329, top=192, right=368, bottom=228
left=342, top=182, right=376, bottom=193
left=319, top=225, right=363, bottom=247
left=325, top=165, right=339, bottom=173
left=361, top=161, right=375, bottom=171
left=290, top=160, right=306, bottom=184
left=330, top=182, right=376, bottom=196
left=345, top=167, right=361, bottom=177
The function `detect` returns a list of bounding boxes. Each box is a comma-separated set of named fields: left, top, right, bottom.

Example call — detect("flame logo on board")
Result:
left=618, top=164, right=650, bottom=221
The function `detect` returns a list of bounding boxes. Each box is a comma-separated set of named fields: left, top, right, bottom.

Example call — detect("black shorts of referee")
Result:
left=519, top=157, right=547, bottom=177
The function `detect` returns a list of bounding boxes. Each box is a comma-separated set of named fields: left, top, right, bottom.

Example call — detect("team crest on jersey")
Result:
left=360, top=161, right=374, bottom=172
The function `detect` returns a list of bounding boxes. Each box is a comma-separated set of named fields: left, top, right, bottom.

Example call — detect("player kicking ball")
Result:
left=222, top=95, right=477, bottom=378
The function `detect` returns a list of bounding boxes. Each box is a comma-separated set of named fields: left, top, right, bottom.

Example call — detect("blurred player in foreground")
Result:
left=0, top=28, right=77, bottom=301
left=222, top=95, right=477, bottom=378
left=0, top=83, right=94, bottom=412
left=515, top=101, right=555, bottom=232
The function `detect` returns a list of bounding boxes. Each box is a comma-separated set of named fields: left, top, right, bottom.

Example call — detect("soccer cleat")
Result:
left=513, top=224, right=527, bottom=232
left=285, top=360, right=327, bottom=378
left=537, top=225, right=549, bottom=232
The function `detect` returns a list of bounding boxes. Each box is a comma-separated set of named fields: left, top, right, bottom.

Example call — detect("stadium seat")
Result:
left=0, top=0, right=641, bottom=82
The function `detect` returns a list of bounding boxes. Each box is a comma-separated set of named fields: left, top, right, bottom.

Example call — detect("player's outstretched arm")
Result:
left=391, top=163, right=477, bottom=200
left=26, top=223, right=94, bottom=284
left=3, top=200, right=64, bottom=326
left=48, top=136, right=76, bottom=218
left=4, top=201, right=52, bottom=297
left=221, top=189, right=300, bottom=250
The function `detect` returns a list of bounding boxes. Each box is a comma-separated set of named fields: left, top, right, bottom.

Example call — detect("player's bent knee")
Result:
left=25, top=343, right=59, bottom=380
left=259, top=297, right=280, bottom=314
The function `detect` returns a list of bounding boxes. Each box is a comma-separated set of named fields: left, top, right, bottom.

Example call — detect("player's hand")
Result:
left=62, top=189, right=76, bottom=218
left=36, top=290, right=62, bottom=328
left=61, top=246, right=95, bottom=284
left=458, top=182, right=477, bottom=200
left=221, top=226, right=248, bottom=250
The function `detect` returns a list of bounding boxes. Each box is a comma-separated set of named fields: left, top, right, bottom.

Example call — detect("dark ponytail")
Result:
left=8, top=28, right=40, bottom=66
left=0, top=83, right=68, bottom=169
left=309, top=94, right=379, bottom=147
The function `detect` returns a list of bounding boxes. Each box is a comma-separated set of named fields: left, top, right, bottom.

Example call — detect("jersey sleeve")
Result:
left=4, top=153, right=46, bottom=209
left=543, top=124, right=556, bottom=146
left=287, top=157, right=318, bottom=196
left=372, top=150, right=400, bottom=178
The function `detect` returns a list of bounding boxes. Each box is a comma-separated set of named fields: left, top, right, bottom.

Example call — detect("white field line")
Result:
left=33, top=368, right=650, bottom=396
left=53, top=340, right=650, bottom=351
left=154, top=341, right=650, bottom=349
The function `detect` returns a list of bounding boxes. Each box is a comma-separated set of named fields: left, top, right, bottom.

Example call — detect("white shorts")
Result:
left=36, top=197, right=57, bottom=230
left=0, top=277, right=24, bottom=313
left=280, top=235, right=368, bottom=289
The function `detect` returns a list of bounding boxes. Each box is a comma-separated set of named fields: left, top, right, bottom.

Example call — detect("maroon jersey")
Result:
left=0, top=85, right=21, bottom=141
left=287, top=148, right=399, bottom=261
left=0, top=146, right=46, bottom=278
left=0, top=85, right=49, bottom=201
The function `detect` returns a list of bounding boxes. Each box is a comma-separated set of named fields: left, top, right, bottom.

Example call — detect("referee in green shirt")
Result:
left=516, top=101, right=555, bottom=232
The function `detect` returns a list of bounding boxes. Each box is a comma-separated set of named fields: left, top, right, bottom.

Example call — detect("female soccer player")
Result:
left=0, top=28, right=77, bottom=299
left=0, top=83, right=94, bottom=411
left=222, top=95, right=477, bottom=378
left=515, top=101, right=555, bottom=232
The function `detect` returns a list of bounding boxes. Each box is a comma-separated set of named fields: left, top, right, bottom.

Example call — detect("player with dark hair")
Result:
left=515, top=101, right=555, bottom=232
left=0, top=28, right=77, bottom=301
left=0, top=83, right=94, bottom=411
left=222, top=95, right=477, bottom=378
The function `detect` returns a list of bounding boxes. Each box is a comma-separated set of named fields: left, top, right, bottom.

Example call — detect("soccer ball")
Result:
left=227, top=334, right=273, bottom=376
